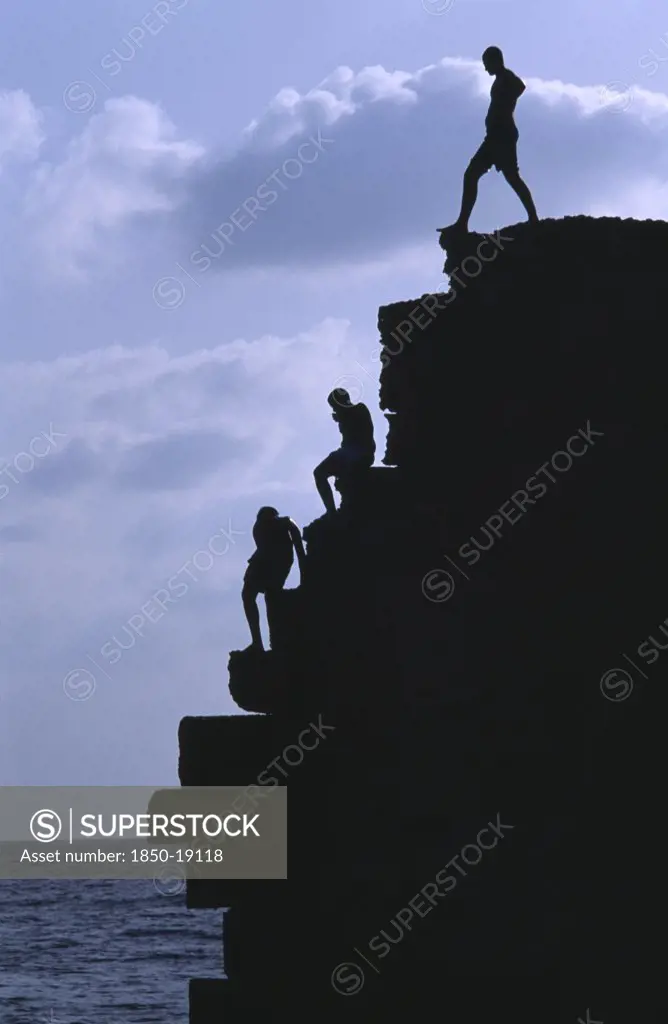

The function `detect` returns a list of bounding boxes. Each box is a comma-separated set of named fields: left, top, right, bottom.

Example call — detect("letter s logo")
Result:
left=30, top=810, right=62, bottom=842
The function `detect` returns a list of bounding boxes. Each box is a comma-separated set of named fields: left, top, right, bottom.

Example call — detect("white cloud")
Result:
left=168, top=57, right=668, bottom=275
left=0, top=89, right=44, bottom=170
left=23, top=96, right=205, bottom=277
left=5, top=59, right=668, bottom=284
left=4, top=54, right=668, bottom=784
left=241, top=56, right=668, bottom=146
left=0, top=315, right=366, bottom=782
left=0, top=315, right=353, bottom=629
left=239, top=64, right=417, bottom=152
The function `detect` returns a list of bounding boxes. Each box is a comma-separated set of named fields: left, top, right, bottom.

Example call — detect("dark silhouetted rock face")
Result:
left=181, top=217, right=663, bottom=1020
left=228, top=648, right=281, bottom=714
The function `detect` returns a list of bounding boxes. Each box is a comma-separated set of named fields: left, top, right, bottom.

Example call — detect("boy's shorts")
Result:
left=469, top=129, right=519, bottom=175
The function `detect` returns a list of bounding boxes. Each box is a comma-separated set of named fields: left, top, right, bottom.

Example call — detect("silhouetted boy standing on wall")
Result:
left=314, top=389, right=375, bottom=515
left=440, top=46, right=538, bottom=234
left=242, top=507, right=305, bottom=650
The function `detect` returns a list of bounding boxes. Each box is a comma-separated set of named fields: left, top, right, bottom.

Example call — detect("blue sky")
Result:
left=2, top=0, right=668, bottom=785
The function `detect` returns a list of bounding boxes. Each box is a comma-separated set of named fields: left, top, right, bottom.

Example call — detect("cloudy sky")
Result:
left=2, top=0, right=668, bottom=785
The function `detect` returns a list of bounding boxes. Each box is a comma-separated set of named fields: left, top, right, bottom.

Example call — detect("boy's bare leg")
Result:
left=242, top=582, right=264, bottom=649
left=503, top=169, right=539, bottom=222
left=438, top=163, right=484, bottom=233
left=314, top=454, right=338, bottom=515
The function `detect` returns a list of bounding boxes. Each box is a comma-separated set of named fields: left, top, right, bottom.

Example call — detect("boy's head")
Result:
left=482, top=46, right=504, bottom=74
left=256, top=506, right=279, bottom=522
left=328, top=388, right=352, bottom=410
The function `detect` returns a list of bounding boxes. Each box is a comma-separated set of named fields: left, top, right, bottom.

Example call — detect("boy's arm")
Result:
left=287, top=519, right=306, bottom=566
left=512, top=71, right=526, bottom=97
